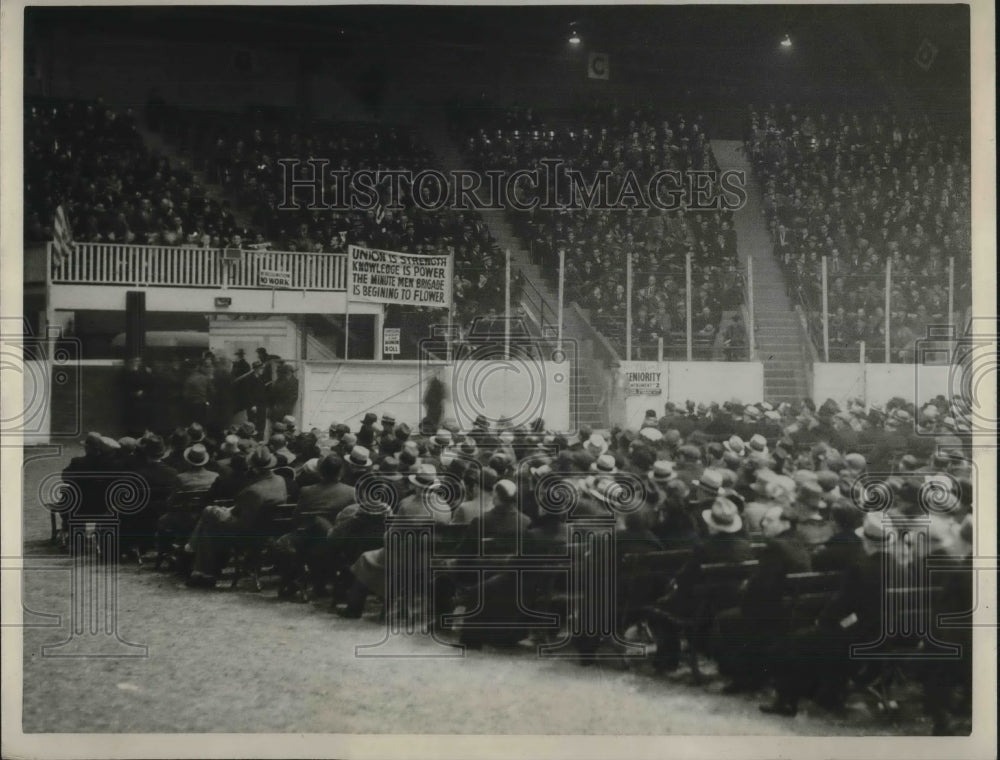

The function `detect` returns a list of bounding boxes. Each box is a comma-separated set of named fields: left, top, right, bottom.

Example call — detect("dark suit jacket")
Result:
left=232, top=472, right=288, bottom=528
left=818, top=549, right=888, bottom=641
left=296, top=481, right=356, bottom=520
left=812, top=531, right=864, bottom=573
left=740, top=531, right=812, bottom=621
left=460, top=507, right=531, bottom=556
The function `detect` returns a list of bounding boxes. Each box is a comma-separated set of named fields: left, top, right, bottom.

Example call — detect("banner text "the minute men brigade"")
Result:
left=348, top=245, right=453, bottom=308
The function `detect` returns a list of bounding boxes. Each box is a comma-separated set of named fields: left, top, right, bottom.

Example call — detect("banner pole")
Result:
left=884, top=259, right=891, bottom=364
left=747, top=258, right=755, bottom=360
left=685, top=251, right=693, bottom=362
left=557, top=247, right=565, bottom=353
left=822, top=255, right=829, bottom=362
left=504, top=248, right=511, bottom=361
left=345, top=246, right=352, bottom=361
left=626, top=249, right=633, bottom=362
left=446, top=253, right=455, bottom=363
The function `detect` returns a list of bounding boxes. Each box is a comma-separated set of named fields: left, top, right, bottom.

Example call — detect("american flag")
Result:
left=52, top=204, right=74, bottom=267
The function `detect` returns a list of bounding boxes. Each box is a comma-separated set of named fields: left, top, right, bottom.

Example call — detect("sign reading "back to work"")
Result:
left=348, top=245, right=453, bottom=308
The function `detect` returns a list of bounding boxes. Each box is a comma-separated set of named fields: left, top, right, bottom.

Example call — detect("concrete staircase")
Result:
left=414, top=111, right=610, bottom=430
left=712, top=140, right=811, bottom=404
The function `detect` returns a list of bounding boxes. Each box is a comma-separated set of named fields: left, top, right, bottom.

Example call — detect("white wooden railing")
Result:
left=49, top=242, right=347, bottom=291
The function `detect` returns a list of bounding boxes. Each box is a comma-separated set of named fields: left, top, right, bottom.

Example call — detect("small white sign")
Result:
left=259, top=269, right=292, bottom=288
left=383, top=328, right=401, bottom=355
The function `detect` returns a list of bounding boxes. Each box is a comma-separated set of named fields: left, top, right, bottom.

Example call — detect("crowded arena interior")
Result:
left=14, top=2, right=986, bottom=741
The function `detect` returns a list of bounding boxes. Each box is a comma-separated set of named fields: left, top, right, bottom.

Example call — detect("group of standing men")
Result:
left=120, top=346, right=299, bottom=440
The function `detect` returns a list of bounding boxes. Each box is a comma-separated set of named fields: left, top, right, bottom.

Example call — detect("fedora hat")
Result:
left=183, top=443, right=210, bottom=467
left=844, top=452, right=867, bottom=472
left=347, top=445, right=373, bottom=469
left=591, top=453, right=618, bottom=474
left=702, top=497, right=743, bottom=534
left=748, top=434, right=768, bottom=453
left=362, top=412, right=378, bottom=426
left=248, top=446, right=278, bottom=470
left=639, top=426, right=664, bottom=443
left=220, top=434, right=240, bottom=455
left=117, top=436, right=138, bottom=453
left=378, top=456, right=404, bottom=480
left=856, top=511, right=891, bottom=543
left=138, top=433, right=166, bottom=460
left=585, top=433, right=609, bottom=457
left=692, top=469, right=724, bottom=496
left=648, top=460, right=678, bottom=484
left=723, top=435, right=746, bottom=456
left=408, top=463, right=440, bottom=490
left=433, top=429, right=454, bottom=447
left=750, top=468, right=777, bottom=494
left=98, top=436, right=121, bottom=454
left=186, top=423, right=206, bottom=443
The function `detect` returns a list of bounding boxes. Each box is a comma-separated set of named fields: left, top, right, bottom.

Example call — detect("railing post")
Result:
left=747, top=258, right=756, bottom=361
left=504, top=249, right=511, bottom=361
left=685, top=252, right=693, bottom=362
left=557, top=248, right=565, bottom=353
left=884, top=260, right=891, bottom=364
left=625, top=249, right=633, bottom=362
left=821, top=255, right=829, bottom=362
left=948, top=256, right=955, bottom=329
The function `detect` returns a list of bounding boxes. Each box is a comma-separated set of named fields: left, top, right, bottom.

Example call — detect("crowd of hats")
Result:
left=453, top=100, right=743, bottom=360
left=747, top=104, right=971, bottom=362
left=79, top=389, right=974, bottom=544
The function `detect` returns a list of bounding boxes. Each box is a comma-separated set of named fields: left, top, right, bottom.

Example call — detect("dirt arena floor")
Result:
left=17, top=444, right=938, bottom=735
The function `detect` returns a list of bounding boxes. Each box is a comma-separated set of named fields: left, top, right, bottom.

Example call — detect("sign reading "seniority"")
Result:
left=348, top=245, right=453, bottom=308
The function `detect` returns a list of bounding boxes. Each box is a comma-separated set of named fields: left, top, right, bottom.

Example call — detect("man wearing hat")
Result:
left=742, top=470, right=793, bottom=535
left=120, top=433, right=182, bottom=559
left=231, top=348, right=251, bottom=378
left=688, top=468, right=726, bottom=511
left=267, top=363, right=299, bottom=429
left=273, top=453, right=358, bottom=597
left=646, top=495, right=753, bottom=673
left=792, top=480, right=835, bottom=549
left=267, top=434, right=295, bottom=467
left=448, top=480, right=534, bottom=647
left=674, top=443, right=704, bottom=487
left=178, top=443, right=219, bottom=491
left=377, top=413, right=397, bottom=453
left=397, top=464, right=451, bottom=525
left=186, top=445, right=288, bottom=587
left=235, top=361, right=268, bottom=439
left=342, top=445, right=373, bottom=487
left=762, top=511, right=906, bottom=716
left=714, top=503, right=811, bottom=693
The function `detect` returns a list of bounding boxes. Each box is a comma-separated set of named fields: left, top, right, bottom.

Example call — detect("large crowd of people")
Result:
left=453, top=101, right=746, bottom=359
left=147, top=102, right=506, bottom=329
left=25, top=98, right=241, bottom=249
left=57, top=390, right=974, bottom=734
left=746, top=104, right=972, bottom=361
